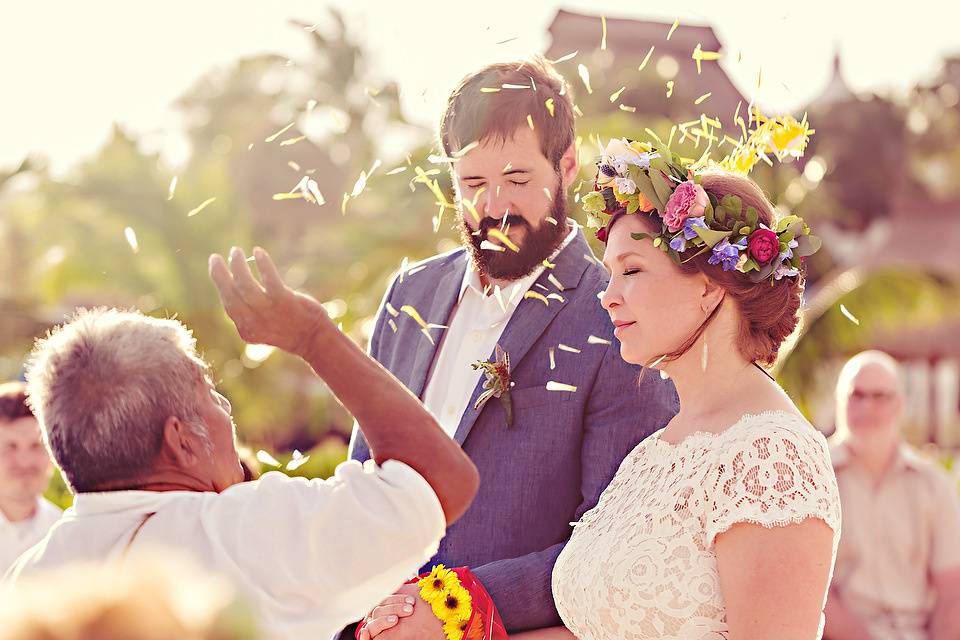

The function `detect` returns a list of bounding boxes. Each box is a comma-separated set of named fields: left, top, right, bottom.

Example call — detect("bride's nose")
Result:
left=600, top=285, right=621, bottom=312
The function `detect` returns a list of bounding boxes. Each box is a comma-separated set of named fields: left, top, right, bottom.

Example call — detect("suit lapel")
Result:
left=453, top=230, right=595, bottom=444
left=405, top=254, right=468, bottom=400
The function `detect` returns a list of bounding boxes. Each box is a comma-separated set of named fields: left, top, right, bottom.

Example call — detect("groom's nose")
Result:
left=480, top=187, right=510, bottom=220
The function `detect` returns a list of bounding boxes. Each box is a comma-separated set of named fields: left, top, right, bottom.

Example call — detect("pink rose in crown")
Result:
left=663, top=180, right=709, bottom=232
left=747, top=228, right=780, bottom=264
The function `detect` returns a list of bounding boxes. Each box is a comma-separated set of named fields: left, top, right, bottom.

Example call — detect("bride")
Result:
left=517, top=137, right=841, bottom=639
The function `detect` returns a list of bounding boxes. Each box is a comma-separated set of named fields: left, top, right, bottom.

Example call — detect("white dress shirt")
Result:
left=4, top=460, right=445, bottom=640
left=0, top=497, right=61, bottom=576
left=422, top=223, right=579, bottom=437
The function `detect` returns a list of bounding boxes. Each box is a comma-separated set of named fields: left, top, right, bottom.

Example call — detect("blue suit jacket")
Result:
left=346, top=229, right=678, bottom=632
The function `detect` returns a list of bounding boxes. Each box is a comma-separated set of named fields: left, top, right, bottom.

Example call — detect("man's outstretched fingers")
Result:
left=253, top=247, right=286, bottom=296
left=209, top=254, right=240, bottom=313
left=228, top=247, right=265, bottom=304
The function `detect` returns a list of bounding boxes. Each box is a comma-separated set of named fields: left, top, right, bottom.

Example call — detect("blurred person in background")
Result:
left=0, top=551, right=258, bottom=640
left=825, top=350, right=960, bottom=640
left=0, top=381, right=61, bottom=576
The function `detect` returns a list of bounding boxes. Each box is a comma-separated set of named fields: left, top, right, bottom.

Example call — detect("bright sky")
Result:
left=3, top=0, right=959, bottom=175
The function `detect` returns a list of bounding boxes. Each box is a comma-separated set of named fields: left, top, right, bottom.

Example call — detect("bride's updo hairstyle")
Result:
left=604, top=172, right=805, bottom=367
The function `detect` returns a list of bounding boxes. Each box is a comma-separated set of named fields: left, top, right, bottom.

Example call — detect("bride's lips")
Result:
left=612, top=320, right=636, bottom=338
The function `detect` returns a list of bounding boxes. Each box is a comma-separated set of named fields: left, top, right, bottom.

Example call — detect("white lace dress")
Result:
left=553, top=411, right=841, bottom=639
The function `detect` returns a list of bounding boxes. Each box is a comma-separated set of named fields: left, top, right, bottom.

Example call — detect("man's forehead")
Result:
left=454, top=129, right=546, bottom=172
left=0, top=416, right=42, bottom=438
left=851, top=364, right=900, bottom=390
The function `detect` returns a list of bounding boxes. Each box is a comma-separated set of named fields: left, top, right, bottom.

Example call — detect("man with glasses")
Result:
left=823, top=351, right=960, bottom=640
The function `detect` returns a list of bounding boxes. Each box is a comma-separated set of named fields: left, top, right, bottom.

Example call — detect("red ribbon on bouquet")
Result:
left=356, top=566, right=508, bottom=640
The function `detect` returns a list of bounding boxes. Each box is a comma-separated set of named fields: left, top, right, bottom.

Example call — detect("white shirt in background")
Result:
left=0, top=497, right=61, bottom=576
left=4, top=460, right=445, bottom=640
left=422, top=223, right=579, bottom=437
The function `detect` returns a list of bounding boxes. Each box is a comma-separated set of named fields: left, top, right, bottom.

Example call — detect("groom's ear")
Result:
left=558, top=142, right=578, bottom=191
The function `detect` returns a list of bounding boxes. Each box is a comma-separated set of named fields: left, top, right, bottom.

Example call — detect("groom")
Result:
left=340, top=58, right=677, bottom=638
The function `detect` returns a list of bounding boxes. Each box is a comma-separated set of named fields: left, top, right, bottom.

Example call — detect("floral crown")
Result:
left=583, top=115, right=821, bottom=284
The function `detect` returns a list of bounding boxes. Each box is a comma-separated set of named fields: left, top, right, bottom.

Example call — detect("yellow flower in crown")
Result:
left=627, top=139, right=654, bottom=155
left=764, top=114, right=814, bottom=160
left=719, top=142, right=762, bottom=175
left=438, top=583, right=473, bottom=623
left=418, top=564, right=458, bottom=606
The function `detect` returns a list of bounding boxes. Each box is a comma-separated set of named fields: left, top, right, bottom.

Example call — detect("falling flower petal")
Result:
left=667, top=18, right=680, bottom=40
left=124, top=227, right=139, bottom=253
left=577, top=64, right=593, bottom=94
left=187, top=197, right=216, bottom=217
left=167, top=176, right=178, bottom=200
left=546, top=381, right=578, bottom=393
left=587, top=335, right=612, bottom=345
left=549, top=50, right=578, bottom=64
left=524, top=291, right=550, bottom=305
left=600, top=16, right=608, bottom=50
left=280, top=135, right=306, bottom=146
left=264, top=122, right=295, bottom=143
left=638, top=45, right=655, bottom=71
left=487, top=229, right=520, bottom=252
left=256, top=450, right=281, bottom=467
left=840, top=304, right=861, bottom=326
left=558, top=343, right=581, bottom=354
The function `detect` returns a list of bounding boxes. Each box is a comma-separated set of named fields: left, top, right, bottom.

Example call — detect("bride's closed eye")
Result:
left=622, top=268, right=642, bottom=276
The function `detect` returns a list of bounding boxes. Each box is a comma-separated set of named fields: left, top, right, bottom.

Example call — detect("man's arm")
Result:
left=930, top=567, right=960, bottom=640
left=210, top=247, right=478, bottom=524
left=471, top=343, right=677, bottom=631
left=822, top=587, right=875, bottom=640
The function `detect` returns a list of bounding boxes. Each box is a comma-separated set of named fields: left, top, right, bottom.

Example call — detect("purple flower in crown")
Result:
left=708, top=237, right=747, bottom=271
left=669, top=216, right=708, bottom=253
left=780, top=237, right=799, bottom=261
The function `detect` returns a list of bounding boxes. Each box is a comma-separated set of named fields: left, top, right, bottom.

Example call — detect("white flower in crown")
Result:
left=614, top=177, right=638, bottom=195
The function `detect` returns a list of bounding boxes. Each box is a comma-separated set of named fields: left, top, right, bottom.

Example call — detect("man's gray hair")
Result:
left=25, top=308, right=212, bottom=492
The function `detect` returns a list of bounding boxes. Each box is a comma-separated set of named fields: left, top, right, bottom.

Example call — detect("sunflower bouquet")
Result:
left=416, top=565, right=508, bottom=640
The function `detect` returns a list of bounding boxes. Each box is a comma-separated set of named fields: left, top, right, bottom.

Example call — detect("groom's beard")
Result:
left=458, top=184, right=568, bottom=281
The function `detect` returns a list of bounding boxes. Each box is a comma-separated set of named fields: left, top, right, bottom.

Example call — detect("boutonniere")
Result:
left=471, top=345, right=514, bottom=429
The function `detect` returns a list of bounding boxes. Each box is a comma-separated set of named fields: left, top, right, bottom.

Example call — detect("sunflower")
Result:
left=436, top=583, right=473, bottom=624
left=443, top=617, right=468, bottom=640
left=418, top=565, right=457, bottom=606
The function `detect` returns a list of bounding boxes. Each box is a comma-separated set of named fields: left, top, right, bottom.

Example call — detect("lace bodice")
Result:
left=553, top=411, right=841, bottom=639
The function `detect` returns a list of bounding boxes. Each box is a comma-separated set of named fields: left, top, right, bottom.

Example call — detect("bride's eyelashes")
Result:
left=622, top=268, right=642, bottom=276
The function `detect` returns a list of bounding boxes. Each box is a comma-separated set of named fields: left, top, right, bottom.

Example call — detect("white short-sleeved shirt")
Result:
left=4, top=460, right=445, bottom=639
left=553, top=411, right=842, bottom=640
left=0, top=498, right=61, bottom=576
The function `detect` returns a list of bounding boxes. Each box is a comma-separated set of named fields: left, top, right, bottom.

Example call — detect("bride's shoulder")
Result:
left=719, top=409, right=830, bottom=456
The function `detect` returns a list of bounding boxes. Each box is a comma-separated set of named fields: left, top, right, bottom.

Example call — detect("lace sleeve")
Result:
left=704, top=414, right=841, bottom=548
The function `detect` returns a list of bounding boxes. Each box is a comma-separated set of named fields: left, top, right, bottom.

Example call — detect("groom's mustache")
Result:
left=476, top=214, right=530, bottom=238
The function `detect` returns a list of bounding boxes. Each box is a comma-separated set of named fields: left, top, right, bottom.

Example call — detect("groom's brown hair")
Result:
left=439, top=57, right=576, bottom=170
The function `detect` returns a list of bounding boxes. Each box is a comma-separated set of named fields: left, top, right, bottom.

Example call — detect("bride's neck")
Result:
left=660, top=332, right=755, bottom=421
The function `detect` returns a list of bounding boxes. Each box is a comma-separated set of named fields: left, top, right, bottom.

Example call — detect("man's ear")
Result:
left=558, top=142, right=579, bottom=190
left=160, top=416, right=200, bottom=468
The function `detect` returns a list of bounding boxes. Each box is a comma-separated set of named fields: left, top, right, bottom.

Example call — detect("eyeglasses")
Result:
left=849, top=389, right=898, bottom=403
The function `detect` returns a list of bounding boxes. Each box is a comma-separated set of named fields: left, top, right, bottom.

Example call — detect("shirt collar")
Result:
left=0, top=497, right=60, bottom=529
left=69, top=489, right=204, bottom=518
left=459, top=221, right=580, bottom=304
left=831, top=439, right=925, bottom=474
